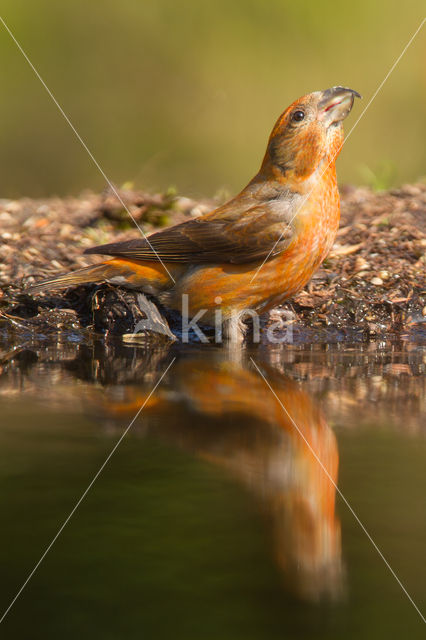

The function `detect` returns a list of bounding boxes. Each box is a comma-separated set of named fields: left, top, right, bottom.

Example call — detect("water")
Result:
left=0, top=335, right=425, bottom=638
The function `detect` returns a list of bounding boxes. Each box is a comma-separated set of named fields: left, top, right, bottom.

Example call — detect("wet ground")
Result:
left=0, top=333, right=425, bottom=638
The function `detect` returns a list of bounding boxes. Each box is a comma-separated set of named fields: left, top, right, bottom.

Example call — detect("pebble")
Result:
left=4, top=201, right=20, bottom=213
left=371, top=277, right=383, bottom=286
left=355, top=257, right=370, bottom=272
left=59, top=224, right=75, bottom=237
left=190, top=204, right=211, bottom=218
left=379, top=270, right=390, bottom=280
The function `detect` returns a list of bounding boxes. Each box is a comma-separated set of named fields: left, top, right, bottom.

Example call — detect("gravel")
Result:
left=0, top=183, right=425, bottom=343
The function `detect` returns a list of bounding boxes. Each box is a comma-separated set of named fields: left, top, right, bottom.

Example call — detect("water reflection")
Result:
left=1, top=335, right=425, bottom=635
left=126, top=353, right=344, bottom=602
left=1, top=339, right=344, bottom=601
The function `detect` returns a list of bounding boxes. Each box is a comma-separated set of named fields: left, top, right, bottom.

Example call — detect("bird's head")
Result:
left=260, top=86, right=361, bottom=187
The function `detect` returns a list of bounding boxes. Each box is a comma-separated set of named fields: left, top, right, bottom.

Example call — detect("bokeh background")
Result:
left=0, top=0, right=425, bottom=199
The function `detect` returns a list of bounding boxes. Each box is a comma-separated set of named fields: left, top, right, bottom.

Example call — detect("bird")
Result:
left=29, top=86, right=360, bottom=340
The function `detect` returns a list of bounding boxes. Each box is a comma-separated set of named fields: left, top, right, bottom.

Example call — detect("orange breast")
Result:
left=163, top=173, right=340, bottom=321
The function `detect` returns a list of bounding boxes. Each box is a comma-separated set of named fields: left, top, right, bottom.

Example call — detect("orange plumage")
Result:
left=29, top=87, right=360, bottom=331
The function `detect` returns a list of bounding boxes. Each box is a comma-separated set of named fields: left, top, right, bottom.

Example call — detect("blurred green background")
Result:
left=0, top=0, right=425, bottom=199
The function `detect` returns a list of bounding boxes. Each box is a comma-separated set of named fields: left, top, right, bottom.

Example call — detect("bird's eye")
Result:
left=291, top=110, right=305, bottom=122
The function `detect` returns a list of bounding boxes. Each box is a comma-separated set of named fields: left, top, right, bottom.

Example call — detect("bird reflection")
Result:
left=85, top=345, right=344, bottom=601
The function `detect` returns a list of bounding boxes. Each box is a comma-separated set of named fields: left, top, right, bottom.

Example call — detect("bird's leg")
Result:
left=221, top=314, right=247, bottom=345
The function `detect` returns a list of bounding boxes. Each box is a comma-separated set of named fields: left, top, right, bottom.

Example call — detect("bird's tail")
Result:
left=27, top=262, right=116, bottom=295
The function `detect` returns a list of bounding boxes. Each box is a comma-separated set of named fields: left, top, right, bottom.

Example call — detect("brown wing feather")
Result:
left=84, top=199, right=296, bottom=265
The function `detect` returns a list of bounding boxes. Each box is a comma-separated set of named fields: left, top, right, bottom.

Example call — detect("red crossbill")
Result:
left=29, top=86, right=360, bottom=337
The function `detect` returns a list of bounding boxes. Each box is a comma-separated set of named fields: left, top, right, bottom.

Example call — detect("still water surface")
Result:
left=0, top=335, right=425, bottom=638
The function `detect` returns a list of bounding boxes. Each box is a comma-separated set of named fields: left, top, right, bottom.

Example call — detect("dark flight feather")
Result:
left=85, top=200, right=296, bottom=265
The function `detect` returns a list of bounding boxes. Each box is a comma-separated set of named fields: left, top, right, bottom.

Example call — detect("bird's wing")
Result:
left=84, top=200, right=296, bottom=265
